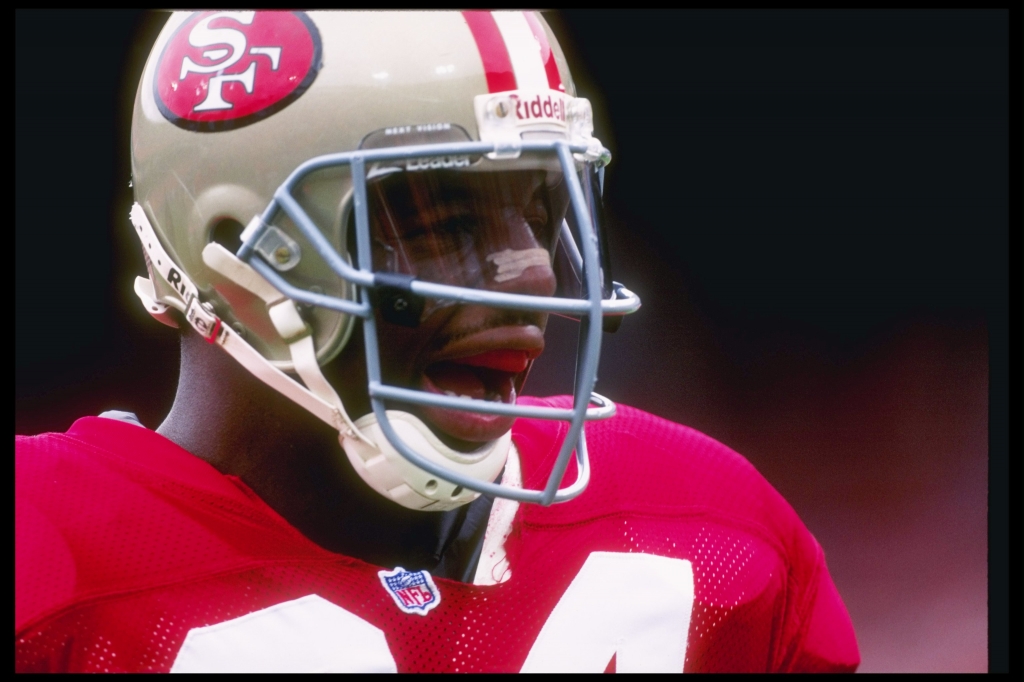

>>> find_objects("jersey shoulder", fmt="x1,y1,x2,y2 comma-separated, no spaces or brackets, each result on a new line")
15,417,315,633
513,397,859,672
514,396,801,537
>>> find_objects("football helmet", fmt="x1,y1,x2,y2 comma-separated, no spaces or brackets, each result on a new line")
130,10,640,510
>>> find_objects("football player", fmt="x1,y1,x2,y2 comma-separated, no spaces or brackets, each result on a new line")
15,11,859,672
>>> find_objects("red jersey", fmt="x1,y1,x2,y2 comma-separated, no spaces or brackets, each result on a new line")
15,397,859,672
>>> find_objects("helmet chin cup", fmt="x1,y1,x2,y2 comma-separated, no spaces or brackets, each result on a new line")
341,410,511,511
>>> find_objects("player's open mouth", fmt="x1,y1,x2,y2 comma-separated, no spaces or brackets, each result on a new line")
419,345,541,446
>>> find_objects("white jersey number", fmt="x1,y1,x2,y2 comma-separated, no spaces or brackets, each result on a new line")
170,594,397,673
521,552,693,672
171,552,693,673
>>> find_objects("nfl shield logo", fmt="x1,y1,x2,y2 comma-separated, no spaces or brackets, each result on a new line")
378,567,441,615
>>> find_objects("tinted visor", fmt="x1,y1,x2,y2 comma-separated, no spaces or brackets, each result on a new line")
366,167,570,297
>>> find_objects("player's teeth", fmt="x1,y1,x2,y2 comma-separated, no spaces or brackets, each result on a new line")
443,390,458,397
459,394,473,400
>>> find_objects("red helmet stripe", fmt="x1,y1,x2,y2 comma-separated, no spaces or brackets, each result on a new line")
461,11,517,93
523,12,565,92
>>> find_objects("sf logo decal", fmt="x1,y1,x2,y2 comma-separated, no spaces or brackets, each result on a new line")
154,11,321,131
178,12,279,113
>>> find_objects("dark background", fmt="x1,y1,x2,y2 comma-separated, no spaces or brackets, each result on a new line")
16,10,1011,672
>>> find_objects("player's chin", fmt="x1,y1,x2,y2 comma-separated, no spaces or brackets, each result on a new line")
418,404,516,451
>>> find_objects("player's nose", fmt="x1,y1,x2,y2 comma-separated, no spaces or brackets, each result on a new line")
483,224,557,298
492,257,557,298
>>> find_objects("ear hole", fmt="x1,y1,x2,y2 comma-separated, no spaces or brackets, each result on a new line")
210,218,246,254
425,480,438,494
451,486,464,497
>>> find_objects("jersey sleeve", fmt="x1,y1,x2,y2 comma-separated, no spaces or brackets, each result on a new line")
16,492,78,632
782,542,860,672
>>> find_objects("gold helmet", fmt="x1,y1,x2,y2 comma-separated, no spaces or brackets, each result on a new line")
131,10,640,511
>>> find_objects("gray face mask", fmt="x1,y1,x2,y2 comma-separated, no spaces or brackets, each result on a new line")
238,135,636,507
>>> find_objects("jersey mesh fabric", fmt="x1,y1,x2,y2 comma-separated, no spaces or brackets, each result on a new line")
15,399,858,673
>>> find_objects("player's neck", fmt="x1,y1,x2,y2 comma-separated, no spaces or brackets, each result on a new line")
157,329,450,570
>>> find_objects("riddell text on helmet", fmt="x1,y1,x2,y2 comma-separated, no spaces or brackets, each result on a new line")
154,11,321,131
510,92,566,123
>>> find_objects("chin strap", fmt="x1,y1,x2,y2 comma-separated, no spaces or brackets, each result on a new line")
342,410,511,512
129,203,370,444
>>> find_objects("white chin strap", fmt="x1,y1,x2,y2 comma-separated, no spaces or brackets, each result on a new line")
129,203,507,511
343,411,510,511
